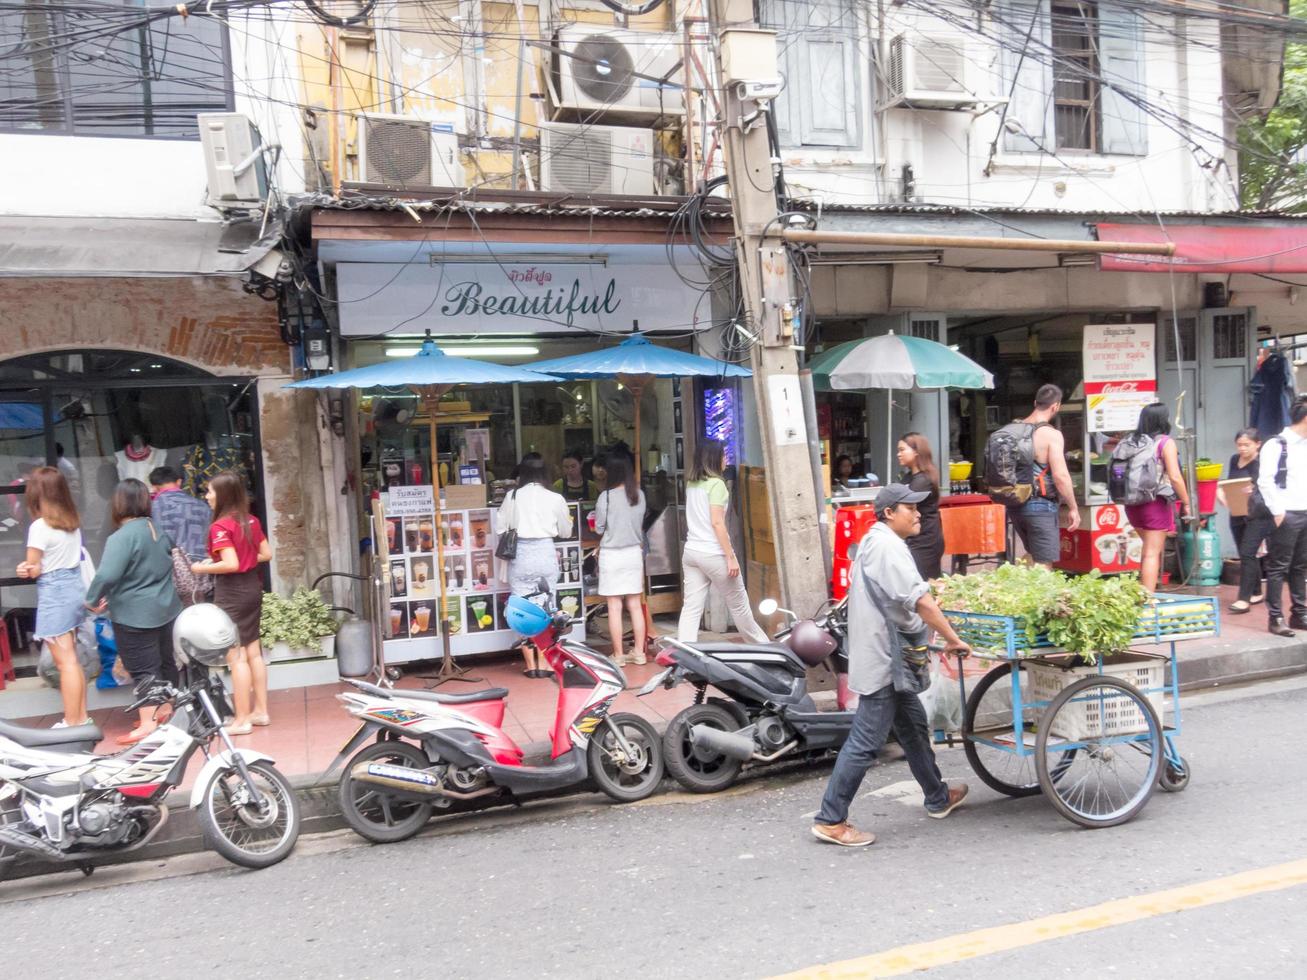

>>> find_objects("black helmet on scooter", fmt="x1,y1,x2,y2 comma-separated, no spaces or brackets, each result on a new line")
173,603,239,669
786,619,838,667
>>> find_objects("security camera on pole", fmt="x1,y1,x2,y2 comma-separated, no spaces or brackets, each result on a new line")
708,0,827,615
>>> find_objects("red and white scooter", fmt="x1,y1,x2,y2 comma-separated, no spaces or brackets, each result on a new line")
329,587,663,843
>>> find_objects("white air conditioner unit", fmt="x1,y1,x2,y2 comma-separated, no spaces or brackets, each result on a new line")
198,112,269,210
538,123,655,196
883,34,981,109
355,113,465,189
549,25,685,122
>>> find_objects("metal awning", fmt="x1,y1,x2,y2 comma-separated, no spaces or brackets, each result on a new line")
0,216,281,277
1097,222,1307,274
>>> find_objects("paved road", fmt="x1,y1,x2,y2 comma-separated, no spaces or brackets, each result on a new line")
3,678,1305,979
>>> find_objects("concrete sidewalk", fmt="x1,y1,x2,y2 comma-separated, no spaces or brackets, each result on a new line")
4,592,1304,880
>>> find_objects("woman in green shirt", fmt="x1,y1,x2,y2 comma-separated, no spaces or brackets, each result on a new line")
86,479,183,745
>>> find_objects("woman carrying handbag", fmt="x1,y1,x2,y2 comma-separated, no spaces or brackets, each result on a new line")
85,479,183,744
495,454,572,678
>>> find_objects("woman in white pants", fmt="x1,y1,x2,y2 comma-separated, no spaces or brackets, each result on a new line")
677,440,769,644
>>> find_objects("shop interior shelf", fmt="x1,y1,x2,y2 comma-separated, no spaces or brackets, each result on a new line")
944,593,1220,660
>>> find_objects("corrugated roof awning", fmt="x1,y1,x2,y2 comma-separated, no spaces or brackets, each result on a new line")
1098,222,1307,273
0,216,281,277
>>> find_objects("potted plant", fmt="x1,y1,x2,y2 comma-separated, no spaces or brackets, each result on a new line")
260,587,339,662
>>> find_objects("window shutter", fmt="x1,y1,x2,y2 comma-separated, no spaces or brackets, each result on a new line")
999,0,1053,153
1097,2,1148,156
762,0,860,148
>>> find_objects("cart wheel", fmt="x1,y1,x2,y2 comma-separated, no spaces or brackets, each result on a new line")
1036,676,1162,829
962,662,1060,798
1159,756,1190,793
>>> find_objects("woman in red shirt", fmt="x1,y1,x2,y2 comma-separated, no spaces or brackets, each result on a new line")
191,472,272,734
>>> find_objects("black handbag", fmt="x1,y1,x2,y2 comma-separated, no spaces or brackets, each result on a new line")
494,491,518,560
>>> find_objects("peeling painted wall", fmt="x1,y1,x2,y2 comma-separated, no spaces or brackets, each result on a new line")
0,276,334,596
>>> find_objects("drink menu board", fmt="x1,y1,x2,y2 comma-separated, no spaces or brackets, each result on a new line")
378,490,588,663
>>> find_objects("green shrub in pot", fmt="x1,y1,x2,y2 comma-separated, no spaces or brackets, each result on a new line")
260,587,339,653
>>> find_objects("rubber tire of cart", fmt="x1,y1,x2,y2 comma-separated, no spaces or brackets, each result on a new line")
662,702,746,794
963,662,1044,798
1035,676,1163,829
1159,755,1191,793
338,740,434,844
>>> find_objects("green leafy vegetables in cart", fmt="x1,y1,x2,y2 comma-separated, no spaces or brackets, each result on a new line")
932,565,1148,663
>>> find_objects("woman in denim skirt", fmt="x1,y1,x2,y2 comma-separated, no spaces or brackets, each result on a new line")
17,467,89,727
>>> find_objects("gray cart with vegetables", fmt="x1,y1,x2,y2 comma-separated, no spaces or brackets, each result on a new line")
940,591,1218,828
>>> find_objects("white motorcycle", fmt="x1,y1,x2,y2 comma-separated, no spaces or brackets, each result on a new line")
0,605,300,877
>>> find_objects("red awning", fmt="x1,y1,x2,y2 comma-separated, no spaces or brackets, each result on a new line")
1097,222,1307,274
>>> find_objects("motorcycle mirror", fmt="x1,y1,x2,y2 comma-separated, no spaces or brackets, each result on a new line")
758,598,779,616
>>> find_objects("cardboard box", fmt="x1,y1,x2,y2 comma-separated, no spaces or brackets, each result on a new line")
444,484,488,510
742,466,773,543
1219,478,1252,518
746,560,783,635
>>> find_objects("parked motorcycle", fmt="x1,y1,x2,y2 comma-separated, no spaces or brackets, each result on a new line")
639,597,855,793
330,587,664,844
0,605,301,876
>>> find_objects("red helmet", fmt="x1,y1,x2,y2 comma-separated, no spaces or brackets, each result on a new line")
785,620,838,667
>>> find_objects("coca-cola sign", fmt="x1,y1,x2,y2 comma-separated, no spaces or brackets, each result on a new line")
1083,323,1157,433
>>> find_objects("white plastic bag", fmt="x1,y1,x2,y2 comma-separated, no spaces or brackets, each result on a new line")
918,658,963,733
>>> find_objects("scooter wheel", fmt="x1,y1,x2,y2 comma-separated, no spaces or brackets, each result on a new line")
589,713,664,803
663,703,744,794
338,741,434,844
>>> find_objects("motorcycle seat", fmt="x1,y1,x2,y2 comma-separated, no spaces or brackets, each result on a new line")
690,643,810,677
0,716,103,748
351,680,510,705
396,687,511,705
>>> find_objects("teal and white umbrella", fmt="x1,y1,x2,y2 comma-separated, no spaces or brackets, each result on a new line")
809,333,992,483
809,334,993,392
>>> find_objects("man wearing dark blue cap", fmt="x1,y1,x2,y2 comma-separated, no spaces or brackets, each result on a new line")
812,483,971,847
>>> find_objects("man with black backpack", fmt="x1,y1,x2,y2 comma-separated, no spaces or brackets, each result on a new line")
1257,397,1307,637
984,384,1081,566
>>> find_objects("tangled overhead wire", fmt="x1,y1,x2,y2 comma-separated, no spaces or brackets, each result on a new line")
298,0,378,28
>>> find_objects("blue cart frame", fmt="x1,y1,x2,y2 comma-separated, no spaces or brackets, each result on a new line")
937,594,1219,827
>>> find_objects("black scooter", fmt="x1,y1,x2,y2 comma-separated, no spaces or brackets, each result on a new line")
638,598,856,793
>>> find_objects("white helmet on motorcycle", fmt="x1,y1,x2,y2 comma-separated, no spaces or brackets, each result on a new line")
173,603,239,668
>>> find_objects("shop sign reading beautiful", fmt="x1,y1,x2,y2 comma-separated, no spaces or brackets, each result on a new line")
1082,323,1157,432
335,261,707,336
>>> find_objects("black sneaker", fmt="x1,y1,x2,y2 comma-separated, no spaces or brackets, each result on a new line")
1269,618,1296,638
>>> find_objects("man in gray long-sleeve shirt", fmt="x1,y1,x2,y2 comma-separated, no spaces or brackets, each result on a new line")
811,484,972,848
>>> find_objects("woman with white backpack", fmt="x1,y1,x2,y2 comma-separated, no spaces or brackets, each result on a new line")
1121,403,1193,593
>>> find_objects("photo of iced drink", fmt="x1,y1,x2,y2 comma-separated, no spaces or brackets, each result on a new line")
560,594,579,617
414,605,431,632
413,561,430,589
386,519,398,552
404,522,420,553
389,606,404,636
470,599,490,631
419,519,435,551
449,514,464,548
390,561,406,596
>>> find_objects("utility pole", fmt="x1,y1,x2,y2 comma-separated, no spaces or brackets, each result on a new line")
708,0,828,614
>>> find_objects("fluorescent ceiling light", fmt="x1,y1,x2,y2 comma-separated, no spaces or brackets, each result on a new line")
385,345,539,358
807,251,942,266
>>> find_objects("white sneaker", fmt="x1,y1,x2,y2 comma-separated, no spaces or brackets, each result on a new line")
611,653,628,666
51,720,69,729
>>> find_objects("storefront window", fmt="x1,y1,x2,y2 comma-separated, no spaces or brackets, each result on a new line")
0,352,258,673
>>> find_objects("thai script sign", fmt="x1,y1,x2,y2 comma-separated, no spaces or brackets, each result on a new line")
1083,323,1157,433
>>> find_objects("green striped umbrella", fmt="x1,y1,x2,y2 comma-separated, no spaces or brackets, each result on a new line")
809,333,992,482
809,334,993,392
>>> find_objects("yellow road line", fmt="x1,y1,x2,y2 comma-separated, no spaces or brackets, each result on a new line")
773,857,1307,979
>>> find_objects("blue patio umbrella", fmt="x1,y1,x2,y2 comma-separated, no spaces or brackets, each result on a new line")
527,333,750,474
286,331,561,684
